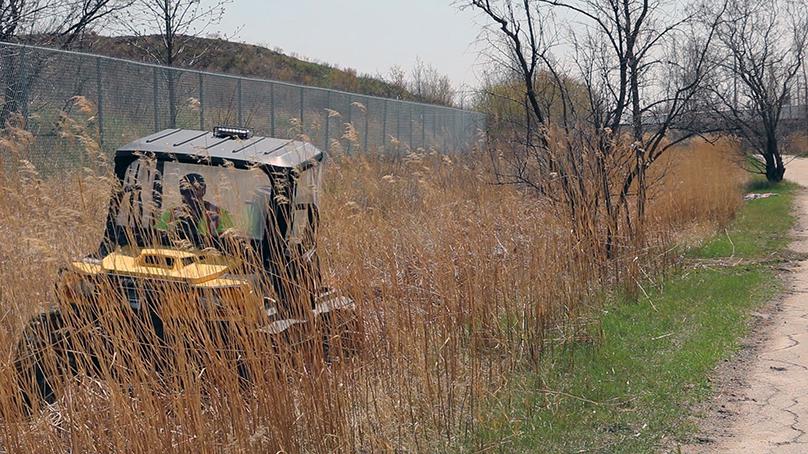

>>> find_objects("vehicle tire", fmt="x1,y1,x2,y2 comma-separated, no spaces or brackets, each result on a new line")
13,310,77,411
322,307,364,360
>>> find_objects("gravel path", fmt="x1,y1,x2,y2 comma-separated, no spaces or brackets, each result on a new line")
690,158,808,453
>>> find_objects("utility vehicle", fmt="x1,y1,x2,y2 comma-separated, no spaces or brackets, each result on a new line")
13,127,360,408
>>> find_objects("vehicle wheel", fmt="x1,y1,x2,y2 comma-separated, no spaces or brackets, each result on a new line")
322,307,364,360
13,310,77,411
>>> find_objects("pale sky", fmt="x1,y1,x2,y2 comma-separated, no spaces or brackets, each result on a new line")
218,0,485,92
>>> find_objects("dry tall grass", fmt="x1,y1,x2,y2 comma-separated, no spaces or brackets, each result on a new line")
648,137,746,245
786,132,808,156
0,122,745,452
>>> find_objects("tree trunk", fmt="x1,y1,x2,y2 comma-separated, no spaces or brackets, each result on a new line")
596,152,617,260
764,137,786,182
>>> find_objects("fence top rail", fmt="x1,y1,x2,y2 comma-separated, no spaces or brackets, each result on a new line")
0,40,485,117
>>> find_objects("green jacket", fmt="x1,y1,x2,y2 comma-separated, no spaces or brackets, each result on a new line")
155,205,234,236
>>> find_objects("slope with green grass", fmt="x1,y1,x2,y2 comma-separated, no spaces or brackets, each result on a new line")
474,181,796,453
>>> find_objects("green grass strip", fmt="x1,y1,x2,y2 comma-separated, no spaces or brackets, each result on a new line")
691,180,796,259
473,180,795,453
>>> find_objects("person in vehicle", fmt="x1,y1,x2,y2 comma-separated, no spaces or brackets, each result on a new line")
155,173,233,239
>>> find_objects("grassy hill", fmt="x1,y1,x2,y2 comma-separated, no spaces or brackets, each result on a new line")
66,34,430,104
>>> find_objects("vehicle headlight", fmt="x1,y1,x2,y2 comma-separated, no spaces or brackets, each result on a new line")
56,268,96,299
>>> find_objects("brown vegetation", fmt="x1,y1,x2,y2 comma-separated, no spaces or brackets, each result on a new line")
63,34,437,104
0,106,746,452
786,132,808,156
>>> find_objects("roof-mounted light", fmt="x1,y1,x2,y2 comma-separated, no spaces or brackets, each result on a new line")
213,126,253,140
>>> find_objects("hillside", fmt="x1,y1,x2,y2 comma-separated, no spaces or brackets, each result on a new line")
64,34,431,104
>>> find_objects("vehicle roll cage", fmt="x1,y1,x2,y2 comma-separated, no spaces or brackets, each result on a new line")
98,151,306,278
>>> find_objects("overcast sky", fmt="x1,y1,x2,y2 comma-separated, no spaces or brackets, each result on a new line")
218,0,485,91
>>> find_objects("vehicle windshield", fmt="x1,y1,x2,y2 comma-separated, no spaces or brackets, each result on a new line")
113,157,271,246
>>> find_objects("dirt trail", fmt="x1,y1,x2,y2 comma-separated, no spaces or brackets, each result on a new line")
690,157,808,453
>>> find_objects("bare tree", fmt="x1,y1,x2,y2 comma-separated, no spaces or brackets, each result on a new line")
0,0,127,46
387,59,456,106
0,0,130,123
408,58,456,106
114,0,232,127
387,65,407,93
706,0,808,182
550,0,724,234
465,0,721,258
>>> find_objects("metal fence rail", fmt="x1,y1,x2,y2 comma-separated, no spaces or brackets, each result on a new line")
0,42,485,170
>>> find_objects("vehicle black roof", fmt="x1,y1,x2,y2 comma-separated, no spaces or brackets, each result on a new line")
116,129,323,168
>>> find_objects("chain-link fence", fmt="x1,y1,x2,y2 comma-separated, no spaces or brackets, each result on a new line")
0,42,486,171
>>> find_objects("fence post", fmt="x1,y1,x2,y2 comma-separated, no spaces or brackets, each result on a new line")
153,67,159,130
299,86,305,131
453,110,458,151
421,106,426,149
363,97,369,152
480,113,487,150
408,104,413,150
237,78,243,126
324,91,331,152
346,95,352,154
269,82,276,137
381,100,388,150
17,46,29,127
462,111,468,151
95,57,104,146
455,110,459,151
198,72,204,130
443,120,448,152
396,103,401,143
433,109,437,148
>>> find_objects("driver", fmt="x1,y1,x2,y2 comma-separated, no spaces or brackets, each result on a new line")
155,173,233,238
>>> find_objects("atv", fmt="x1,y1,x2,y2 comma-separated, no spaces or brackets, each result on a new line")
12,126,362,410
